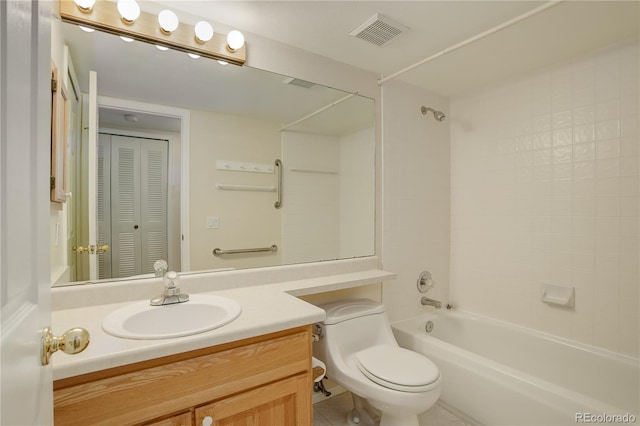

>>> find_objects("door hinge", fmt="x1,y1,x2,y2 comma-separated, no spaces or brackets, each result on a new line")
50,176,56,189
51,78,57,92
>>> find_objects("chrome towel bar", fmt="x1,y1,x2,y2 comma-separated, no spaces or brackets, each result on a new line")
213,245,278,256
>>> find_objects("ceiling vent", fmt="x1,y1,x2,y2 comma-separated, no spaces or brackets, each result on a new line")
349,13,409,47
282,77,316,89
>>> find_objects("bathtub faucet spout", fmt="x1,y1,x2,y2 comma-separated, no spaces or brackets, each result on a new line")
421,297,442,309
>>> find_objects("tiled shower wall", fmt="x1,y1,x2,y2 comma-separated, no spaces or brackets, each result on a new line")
450,40,639,357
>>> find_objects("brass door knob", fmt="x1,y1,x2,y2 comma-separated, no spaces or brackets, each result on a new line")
96,243,110,253
41,327,90,366
72,245,90,253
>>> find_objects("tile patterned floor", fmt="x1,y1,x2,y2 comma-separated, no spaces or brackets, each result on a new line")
313,391,472,426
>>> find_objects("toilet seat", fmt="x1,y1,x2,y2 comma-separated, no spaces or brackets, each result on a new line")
356,345,440,393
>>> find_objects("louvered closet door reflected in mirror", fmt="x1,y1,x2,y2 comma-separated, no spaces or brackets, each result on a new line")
98,133,168,279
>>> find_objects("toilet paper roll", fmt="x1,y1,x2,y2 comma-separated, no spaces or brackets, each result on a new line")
312,357,326,382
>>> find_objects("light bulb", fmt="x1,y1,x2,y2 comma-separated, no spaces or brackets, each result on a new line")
73,0,96,12
117,0,140,24
217,60,229,66
187,53,200,59
226,30,245,52
156,45,169,51
120,36,134,43
79,26,95,33
194,21,213,44
158,10,179,34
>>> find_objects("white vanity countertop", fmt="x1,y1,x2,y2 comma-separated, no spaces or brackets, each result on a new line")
52,287,324,380
52,269,396,380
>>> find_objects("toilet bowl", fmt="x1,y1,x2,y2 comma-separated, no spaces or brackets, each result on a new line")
314,299,441,426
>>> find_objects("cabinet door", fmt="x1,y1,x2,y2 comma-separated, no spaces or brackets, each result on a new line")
145,411,192,426
195,374,311,426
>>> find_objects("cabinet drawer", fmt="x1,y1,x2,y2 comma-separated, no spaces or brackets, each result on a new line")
54,327,311,426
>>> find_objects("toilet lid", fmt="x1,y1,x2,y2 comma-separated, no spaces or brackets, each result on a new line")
356,345,439,393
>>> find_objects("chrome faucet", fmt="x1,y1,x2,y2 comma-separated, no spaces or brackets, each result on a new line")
150,271,189,306
421,297,442,309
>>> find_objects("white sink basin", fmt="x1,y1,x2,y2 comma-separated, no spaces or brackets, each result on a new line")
102,294,242,340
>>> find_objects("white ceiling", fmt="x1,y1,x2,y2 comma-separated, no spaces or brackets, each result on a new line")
154,0,639,97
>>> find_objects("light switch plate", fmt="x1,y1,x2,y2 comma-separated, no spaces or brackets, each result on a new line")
206,216,219,229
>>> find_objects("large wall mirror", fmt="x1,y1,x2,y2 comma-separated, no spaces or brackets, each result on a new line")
50,18,376,287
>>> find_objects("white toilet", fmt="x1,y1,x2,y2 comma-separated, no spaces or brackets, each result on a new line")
314,299,441,426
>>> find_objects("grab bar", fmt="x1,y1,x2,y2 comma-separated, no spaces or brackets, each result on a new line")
274,159,282,209
215,183,276,192
213,244,278,256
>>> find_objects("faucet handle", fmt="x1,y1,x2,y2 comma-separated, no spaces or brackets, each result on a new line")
153,260,168,277
164,271,178,288
417,271,435,293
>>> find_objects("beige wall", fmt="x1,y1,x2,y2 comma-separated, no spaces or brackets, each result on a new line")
189,110,282,270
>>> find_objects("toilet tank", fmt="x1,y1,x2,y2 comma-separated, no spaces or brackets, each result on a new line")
317,299,398,357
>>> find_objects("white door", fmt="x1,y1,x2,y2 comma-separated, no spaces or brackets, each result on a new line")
87,71,99,280
105,135,168,278
76,71,99,281
65,47,81,283
97,133,112,279
0,1,54,424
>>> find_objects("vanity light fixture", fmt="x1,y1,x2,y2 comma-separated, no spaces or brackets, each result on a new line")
217,60,229,66
188,53,201,59
194,21,214,44
156,45,169,51
73,0,95,12
120,36,134,43
59,0,246,65
226,30,245,52
78,25,95,32
158,10,179,34
117,0,140,25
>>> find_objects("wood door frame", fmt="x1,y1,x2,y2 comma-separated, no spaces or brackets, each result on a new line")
97,96,190,272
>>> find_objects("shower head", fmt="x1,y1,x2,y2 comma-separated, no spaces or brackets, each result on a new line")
421,106,446,122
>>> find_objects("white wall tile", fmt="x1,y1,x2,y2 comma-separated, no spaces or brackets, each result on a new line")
574,178,595,197
595,177,620,197
620,156,639,176
382,80,450,322
450,40,638,356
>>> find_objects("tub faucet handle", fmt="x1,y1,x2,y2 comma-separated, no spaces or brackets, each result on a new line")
417,271,435,293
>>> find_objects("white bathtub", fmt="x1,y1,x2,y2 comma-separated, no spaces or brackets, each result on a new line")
392,310,639,426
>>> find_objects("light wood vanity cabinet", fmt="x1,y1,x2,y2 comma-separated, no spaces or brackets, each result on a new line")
145,412,193,426
54,326,312,426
